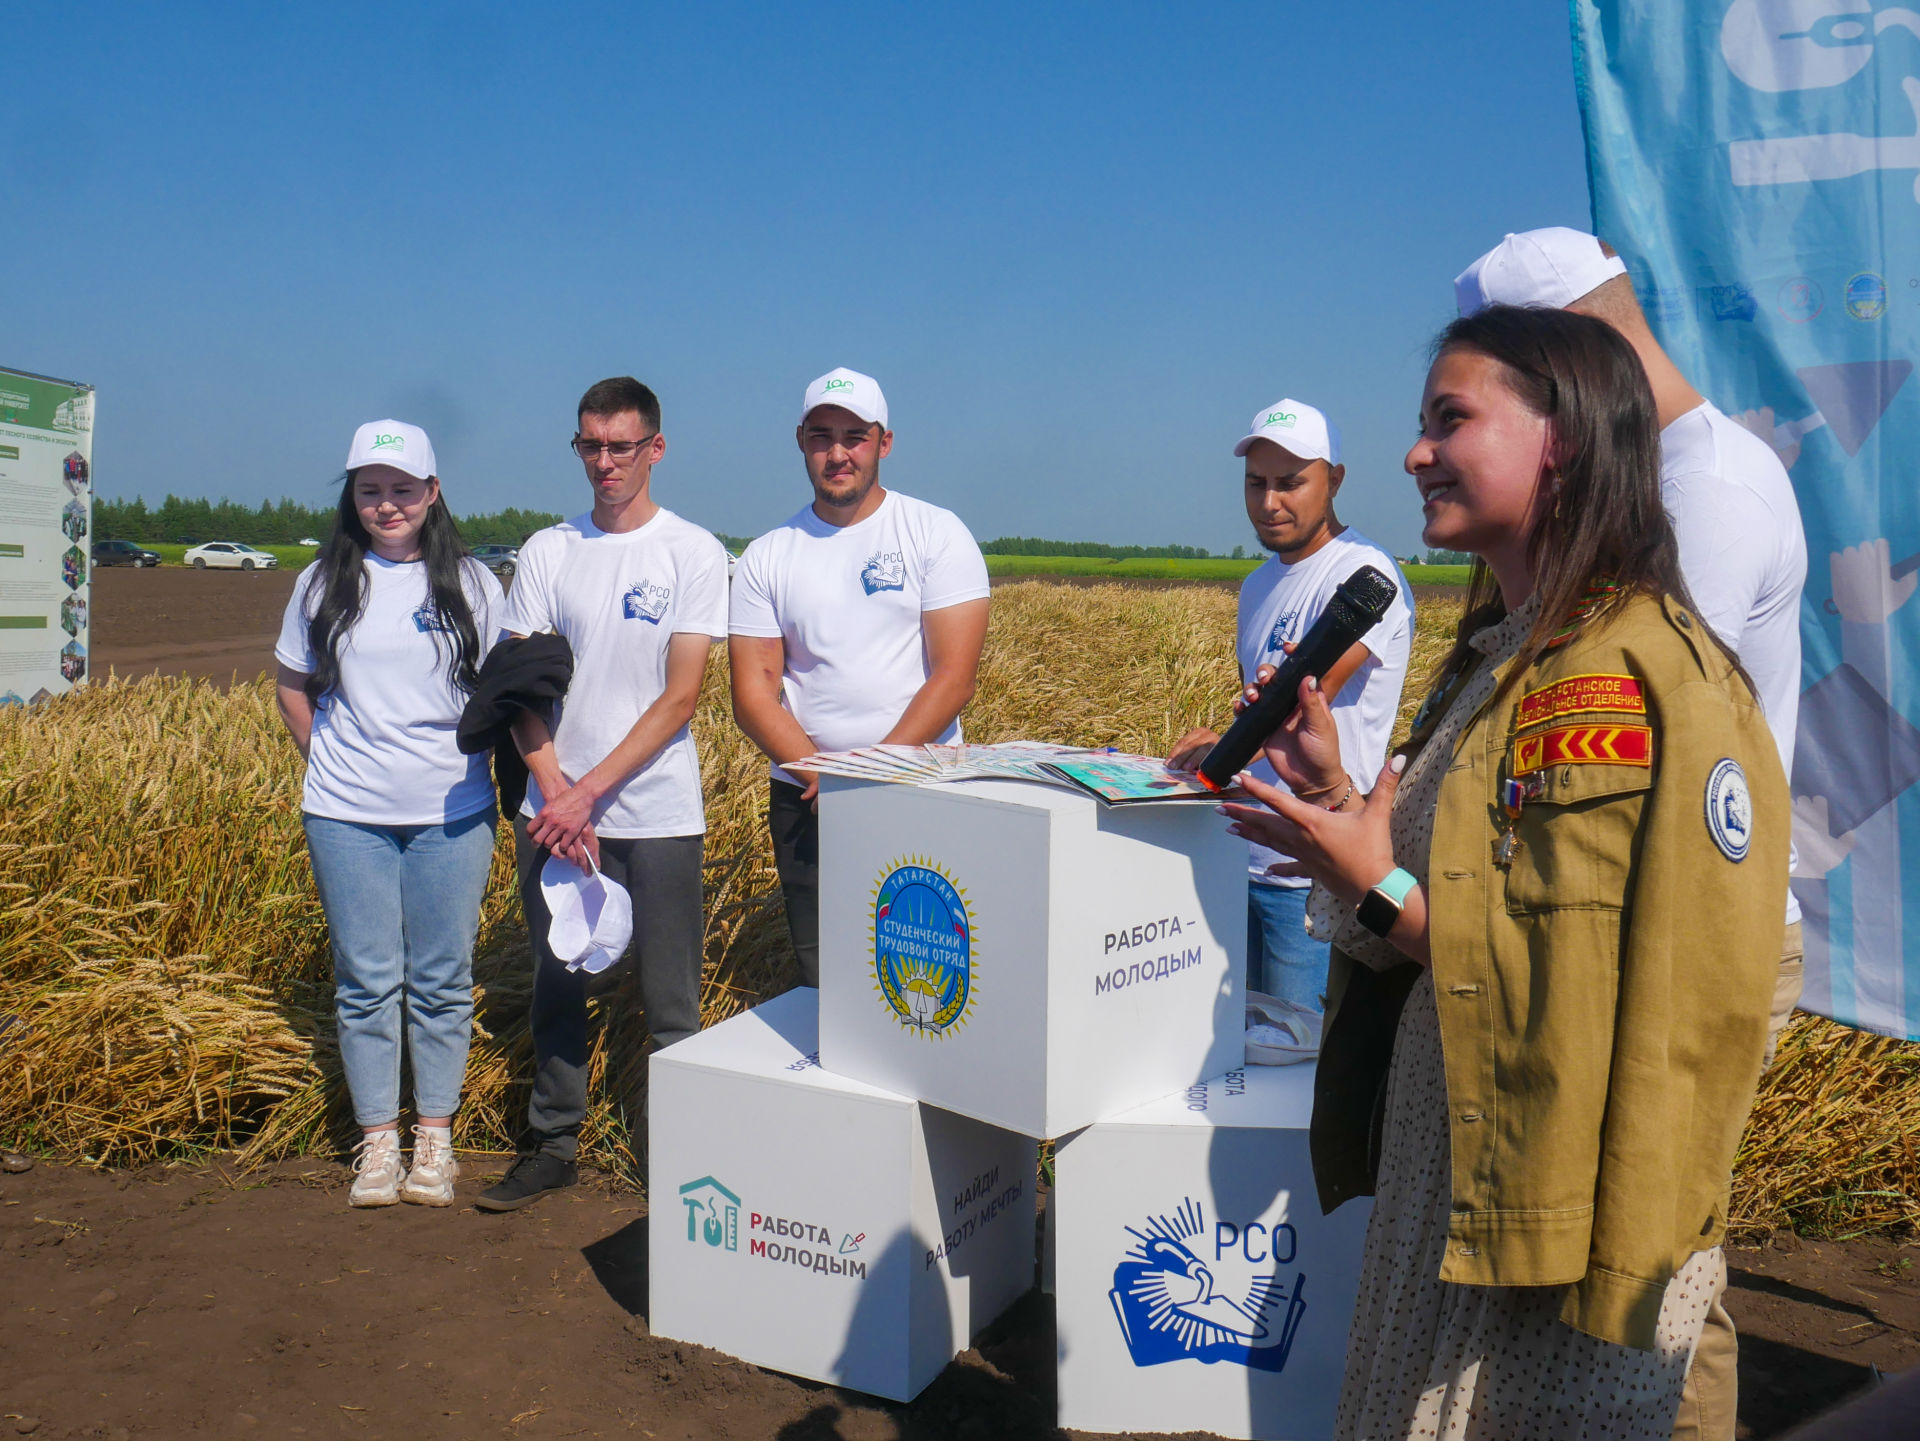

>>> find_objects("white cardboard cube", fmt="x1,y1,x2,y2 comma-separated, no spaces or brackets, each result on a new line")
648,988,1037,1402
818,776,1245,1138
1053,1063,1372,1441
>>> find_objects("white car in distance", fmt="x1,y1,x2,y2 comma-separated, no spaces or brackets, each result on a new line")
184,542,280,572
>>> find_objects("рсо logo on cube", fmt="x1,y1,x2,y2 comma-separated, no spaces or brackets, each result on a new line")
1110,1196,1307,1372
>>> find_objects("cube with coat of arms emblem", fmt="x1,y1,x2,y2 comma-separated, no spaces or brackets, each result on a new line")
817,776,1245,1138
648,988,1037,1401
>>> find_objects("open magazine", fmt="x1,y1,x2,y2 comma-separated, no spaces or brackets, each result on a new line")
790,740,1240,805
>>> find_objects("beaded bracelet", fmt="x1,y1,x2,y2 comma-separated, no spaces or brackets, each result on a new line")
1298,775,1355,812
1320,778,1356,812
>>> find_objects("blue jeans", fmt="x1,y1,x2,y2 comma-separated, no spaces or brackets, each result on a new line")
1246,881,1331,1012
302,809,497,1127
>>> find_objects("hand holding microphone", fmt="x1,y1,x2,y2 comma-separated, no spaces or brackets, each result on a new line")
1196,565,1399,793
1248,663,1351,804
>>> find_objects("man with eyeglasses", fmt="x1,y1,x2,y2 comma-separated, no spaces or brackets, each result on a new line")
477,376,730,1213
730,367,991,985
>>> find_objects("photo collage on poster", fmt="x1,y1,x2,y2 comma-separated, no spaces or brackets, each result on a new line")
0,369,95,704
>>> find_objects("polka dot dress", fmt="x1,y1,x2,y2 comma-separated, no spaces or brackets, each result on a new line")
1309,598,1720,1440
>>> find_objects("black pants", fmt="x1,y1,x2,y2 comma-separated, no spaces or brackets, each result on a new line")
515,818,705,1160
768,779,819,987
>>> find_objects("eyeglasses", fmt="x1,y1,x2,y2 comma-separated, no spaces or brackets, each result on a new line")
570,435,658,461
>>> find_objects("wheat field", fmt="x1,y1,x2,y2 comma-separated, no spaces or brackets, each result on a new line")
0,580,1913,1239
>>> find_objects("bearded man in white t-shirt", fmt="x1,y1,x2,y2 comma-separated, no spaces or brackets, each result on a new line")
729,368,992,985
1170,400,1413,1014
476,377,730,1214
1455,228,1811,1441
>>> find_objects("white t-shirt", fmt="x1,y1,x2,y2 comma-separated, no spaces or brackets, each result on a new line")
1235,529,1415,889
501,508,729,839
275,555,505,826
728,489,991,784
1661,400,1808,924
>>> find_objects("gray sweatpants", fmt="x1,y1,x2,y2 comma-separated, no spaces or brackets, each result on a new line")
515,818,706,1160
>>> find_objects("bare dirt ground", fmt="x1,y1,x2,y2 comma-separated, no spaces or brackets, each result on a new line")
44,566,1918,1438
90,566,297,685
5,1160,1914,1441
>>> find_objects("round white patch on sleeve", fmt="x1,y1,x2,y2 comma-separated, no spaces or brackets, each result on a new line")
1705,758,1753,863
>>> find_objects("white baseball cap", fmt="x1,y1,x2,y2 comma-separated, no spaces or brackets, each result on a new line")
1233,399,1341,466
540,852,633,975
801,367,888,429
346,419,437,480
1454,228,1628,316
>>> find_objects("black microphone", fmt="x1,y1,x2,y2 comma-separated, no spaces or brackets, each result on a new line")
1197,564,1400,793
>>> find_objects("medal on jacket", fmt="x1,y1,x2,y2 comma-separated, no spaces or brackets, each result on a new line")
1496,774,1542,869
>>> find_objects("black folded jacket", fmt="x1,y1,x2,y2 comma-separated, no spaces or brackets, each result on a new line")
457,633,574,820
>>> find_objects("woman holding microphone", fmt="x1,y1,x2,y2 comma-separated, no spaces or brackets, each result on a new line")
1220,307,1787,1437
275,420,504,1208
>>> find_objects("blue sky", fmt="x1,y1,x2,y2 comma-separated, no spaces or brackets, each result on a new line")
3,2,1590,557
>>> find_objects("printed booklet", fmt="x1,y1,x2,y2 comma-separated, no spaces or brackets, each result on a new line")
791,741,1238,805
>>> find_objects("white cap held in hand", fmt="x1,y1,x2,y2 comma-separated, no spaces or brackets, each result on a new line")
801,368,888,429
541,852,633,975
1234,399,1341,466
1454,227,1628,316
346,419,437,480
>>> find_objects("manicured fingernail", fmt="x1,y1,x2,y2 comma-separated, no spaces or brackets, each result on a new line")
1214,805,1230,816
1306,676,1318,692
1227,825,1243,836
1390,754,1408,774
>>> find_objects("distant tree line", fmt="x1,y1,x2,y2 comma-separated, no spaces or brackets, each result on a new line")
95,495,563,547
1422,548,1472,565
980,536,1228,560
95,499,1313,563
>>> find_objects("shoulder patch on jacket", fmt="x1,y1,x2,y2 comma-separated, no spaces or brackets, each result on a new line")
1515,673,1647,731
1705,758,1753,862
1512,722,1653,776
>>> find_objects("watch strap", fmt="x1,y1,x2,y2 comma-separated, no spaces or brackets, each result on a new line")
1356,867,1417,938
1372,867,1417,906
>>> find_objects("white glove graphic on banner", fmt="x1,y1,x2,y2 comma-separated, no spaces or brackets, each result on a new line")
1832,537,1918,623
1792,794,1858,877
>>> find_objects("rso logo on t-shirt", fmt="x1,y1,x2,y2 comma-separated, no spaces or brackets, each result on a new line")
1263,610,1303,658
412,600,453,634
861,552,906,595
622,580,672,623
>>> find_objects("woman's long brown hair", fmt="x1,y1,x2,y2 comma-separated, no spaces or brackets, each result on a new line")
1403,304,1741,756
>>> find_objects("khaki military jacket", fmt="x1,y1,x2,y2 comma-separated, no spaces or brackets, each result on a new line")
1312,591,1789,1351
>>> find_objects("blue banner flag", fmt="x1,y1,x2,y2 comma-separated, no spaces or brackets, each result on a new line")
1573,0,1920,1040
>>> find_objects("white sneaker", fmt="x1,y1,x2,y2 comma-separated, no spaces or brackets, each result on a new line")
1245,991,1323,1065
349,1130,406,1207
400,1124,460,1207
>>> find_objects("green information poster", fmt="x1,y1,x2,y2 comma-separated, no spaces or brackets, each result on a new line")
0,367,95,702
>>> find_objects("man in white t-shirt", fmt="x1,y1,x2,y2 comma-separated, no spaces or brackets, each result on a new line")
1456,228,1810,1441
1456,229,1808,1031
476,377,730,1213
1170,400,1413,1012
729,367,991,984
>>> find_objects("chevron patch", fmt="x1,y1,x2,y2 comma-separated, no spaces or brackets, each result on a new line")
1511,723,1653,776
1516,673,1647,731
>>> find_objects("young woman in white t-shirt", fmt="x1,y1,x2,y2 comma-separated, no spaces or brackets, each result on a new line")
273,420,504,1209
